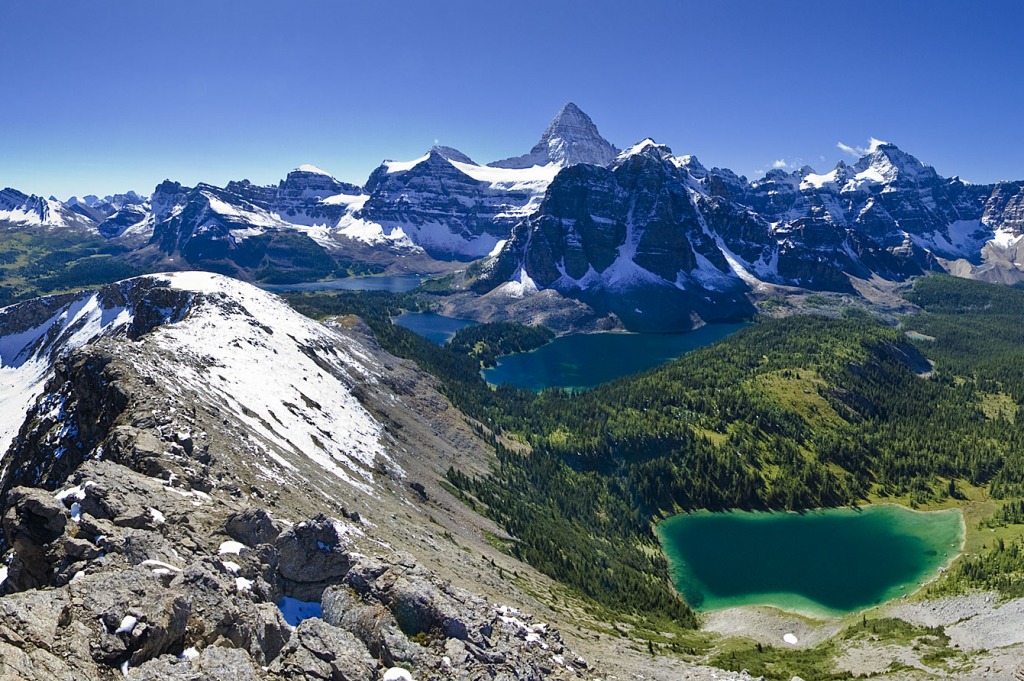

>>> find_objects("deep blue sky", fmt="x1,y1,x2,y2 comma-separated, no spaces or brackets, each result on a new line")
2,1,1022,199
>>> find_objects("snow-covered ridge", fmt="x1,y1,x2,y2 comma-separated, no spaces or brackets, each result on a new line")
294,164,332,176
147,272,389,493
0,273,392,495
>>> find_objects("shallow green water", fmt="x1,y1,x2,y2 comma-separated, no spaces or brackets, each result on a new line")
656,506,964,616
393,311,476,345
481,323,748,391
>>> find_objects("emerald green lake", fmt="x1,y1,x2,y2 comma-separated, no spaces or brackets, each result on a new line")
657,506,964,617
482,323,748,391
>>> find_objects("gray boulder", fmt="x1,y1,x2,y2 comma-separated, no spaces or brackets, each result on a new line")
322,585,425,666
275,514,354,600
226,508,284,547
1,487,68,591
269,618,376,681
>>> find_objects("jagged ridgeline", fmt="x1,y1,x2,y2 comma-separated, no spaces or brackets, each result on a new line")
5,104,1024,332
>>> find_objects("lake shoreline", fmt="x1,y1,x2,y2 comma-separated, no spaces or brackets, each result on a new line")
656,503,965,621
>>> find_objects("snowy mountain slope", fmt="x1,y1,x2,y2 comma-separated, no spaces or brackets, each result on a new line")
0,273,393,499
479,140,754,330
349,148,559,258
0,289,136,463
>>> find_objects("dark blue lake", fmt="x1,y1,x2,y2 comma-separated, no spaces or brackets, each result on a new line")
261,275,425,293
393,312,476,345
482,323,748,391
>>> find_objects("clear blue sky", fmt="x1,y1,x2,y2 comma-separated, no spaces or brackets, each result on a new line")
2,0,1022,199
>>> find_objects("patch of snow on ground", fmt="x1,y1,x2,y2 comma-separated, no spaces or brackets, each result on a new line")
295,164,331,176
220,560,241,574
321,193,368,209
218,540,246,555
115,615,138,635
335,215,421,251
140,559,182,574
203,193,281,229
801,168,840,189
400,220,501,258
451,161,558,190
498,267,540,298
990,226,1023,249
910,220,991,258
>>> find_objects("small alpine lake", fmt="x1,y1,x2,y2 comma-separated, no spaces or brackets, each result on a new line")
482,323,749,391
656,505,964,617
393,311,476,345
260,275,425,293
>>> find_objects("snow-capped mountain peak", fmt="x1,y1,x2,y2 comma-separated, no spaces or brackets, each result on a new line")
294,164,332,176
489,102,619,169
429,145,476,165
617,138,674,163
853,142,935,185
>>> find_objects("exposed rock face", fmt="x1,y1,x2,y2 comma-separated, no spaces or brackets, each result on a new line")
265,166,361,225
490,102,619,169
356,151,541,259
482,141,753,330
478,136,1024,327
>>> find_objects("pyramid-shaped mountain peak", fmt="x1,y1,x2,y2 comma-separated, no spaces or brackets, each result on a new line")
488,102,618,170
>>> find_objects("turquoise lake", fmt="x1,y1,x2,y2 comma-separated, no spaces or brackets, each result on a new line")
482,323,748,391
261,275,425,293
393,312,476,345
656,506,964,617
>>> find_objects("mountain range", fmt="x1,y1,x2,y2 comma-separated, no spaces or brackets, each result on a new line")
4,103,1024,328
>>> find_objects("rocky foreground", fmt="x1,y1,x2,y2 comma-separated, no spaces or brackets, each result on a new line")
1,458,593,680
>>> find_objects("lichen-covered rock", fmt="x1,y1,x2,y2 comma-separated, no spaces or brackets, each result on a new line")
269,618,376,681
74,566,191,666
275,514,354,600
131,645,269,681
226,508,285,547
322,585,425,666
1,487,68,591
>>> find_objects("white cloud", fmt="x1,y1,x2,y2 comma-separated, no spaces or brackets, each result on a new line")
772,159,788,169
837,137,890,158
837,141,866,157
